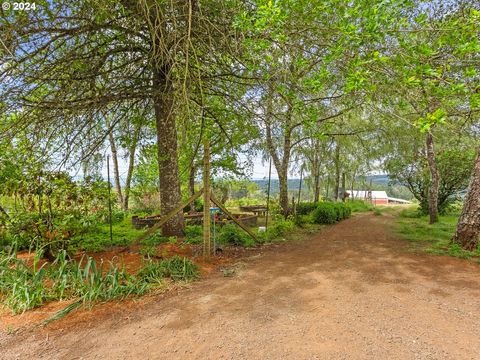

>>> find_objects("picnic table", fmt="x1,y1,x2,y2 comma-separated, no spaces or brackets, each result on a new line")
239,205,268,217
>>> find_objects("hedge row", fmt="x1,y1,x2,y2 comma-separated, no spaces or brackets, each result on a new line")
296,202,320,215
311,202,351,224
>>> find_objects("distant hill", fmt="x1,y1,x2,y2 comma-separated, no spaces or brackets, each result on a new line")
250,174,413,201
252,175,392,192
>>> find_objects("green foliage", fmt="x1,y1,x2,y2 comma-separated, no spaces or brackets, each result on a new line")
141,232,170,247
138,233,174,259
266,219,296,238
332,202,352,221
0,250,143,315
386,143,476,215
0,253,48,313
158,256,199,281
0,162,118,257
139,244,157,259
137,256,199,282
399,207,424,219
347,200,374,213
312,203,338,224
373,208,383,216
310,202,351,224
395,212,480,259
184,225,203,244
294,214,313,227
296,202,319,215
218,224,255,247
71,216,144,253
0,247,199,319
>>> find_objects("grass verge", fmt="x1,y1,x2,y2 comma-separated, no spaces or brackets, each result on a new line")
394,207,480,260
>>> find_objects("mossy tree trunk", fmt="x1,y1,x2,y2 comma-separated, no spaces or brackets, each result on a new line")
153,63,184,236
452,150,480,250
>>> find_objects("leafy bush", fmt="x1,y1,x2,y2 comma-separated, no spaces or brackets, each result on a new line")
218,224,254,247
294,214,313,227
443,201,463,216
296,202,319,215
184,225,203,244
312,203,338,224
333,202,351,221
266,219,296,238
344,204,352,218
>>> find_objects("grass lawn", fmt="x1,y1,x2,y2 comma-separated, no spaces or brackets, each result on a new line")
394,206,480,260
73,216,146,252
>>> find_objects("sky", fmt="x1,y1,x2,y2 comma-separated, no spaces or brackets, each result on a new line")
98,151,301,184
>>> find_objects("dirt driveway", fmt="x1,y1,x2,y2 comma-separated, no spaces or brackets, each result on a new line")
2,213,480,359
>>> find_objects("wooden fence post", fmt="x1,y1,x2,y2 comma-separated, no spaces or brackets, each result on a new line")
210,193,258,242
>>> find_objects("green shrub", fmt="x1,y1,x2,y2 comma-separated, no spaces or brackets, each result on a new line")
312,203,338,224
266,219,296,238
184,225,203,244
373,208,382,216
344,204,352,218
442,201,463,216
332,202,351,221
218,224,253,247
296,202,319,215
294,214,313,227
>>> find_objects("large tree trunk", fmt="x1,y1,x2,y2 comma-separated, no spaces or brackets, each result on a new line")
334,144,340,201
278,169,289,217
189,165,196,196
325,176,330,199
153,64,184,236
452,150,480,250
123,124,140,211
311,149,321,203
264,81,291,217
341,172,346,201
220,187,229,205
426,131,440,224
314,172,320,203
106,118,124,209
